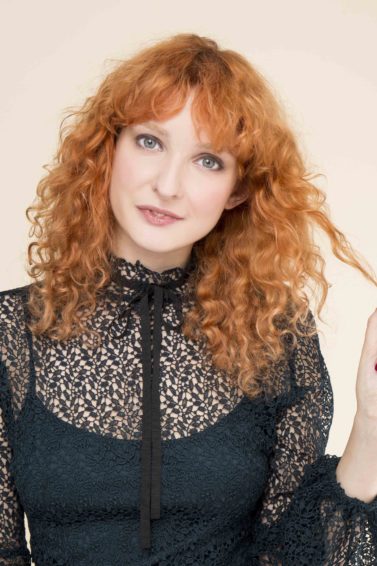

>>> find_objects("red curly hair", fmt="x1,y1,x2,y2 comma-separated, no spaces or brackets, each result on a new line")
25,32,377,401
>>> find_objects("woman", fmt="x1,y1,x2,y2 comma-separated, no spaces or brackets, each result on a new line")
1,33,376,565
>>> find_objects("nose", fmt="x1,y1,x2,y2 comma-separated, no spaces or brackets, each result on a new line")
153,158,184,199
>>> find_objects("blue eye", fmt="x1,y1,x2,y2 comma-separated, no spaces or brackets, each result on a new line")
197,156,222,171
135,134,224,171
136,134,161,151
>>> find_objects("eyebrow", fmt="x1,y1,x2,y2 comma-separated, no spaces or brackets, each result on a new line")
136,121,218,151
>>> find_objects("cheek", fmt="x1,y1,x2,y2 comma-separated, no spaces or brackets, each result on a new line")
109,154,132,217
111,152,136,189
190,182,233,217
111,134,147,191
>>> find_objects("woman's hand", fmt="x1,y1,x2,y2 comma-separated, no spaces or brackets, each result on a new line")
355,308,377,421
335,308,377,503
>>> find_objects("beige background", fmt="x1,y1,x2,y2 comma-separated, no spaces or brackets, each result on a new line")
1,0,376,553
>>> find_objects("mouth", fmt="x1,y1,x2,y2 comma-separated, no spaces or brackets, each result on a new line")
137,205,184,220
137,207,183,226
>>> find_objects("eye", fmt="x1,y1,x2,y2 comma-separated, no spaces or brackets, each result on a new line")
135,134,162,151
135,133,224,171
197,155,223,171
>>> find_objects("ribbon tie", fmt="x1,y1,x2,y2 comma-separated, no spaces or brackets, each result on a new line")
108,272,190,550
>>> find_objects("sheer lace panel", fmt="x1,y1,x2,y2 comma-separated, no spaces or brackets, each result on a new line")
1,270,377,565
249,311,377,565
0,259,245,443
0,289,32,564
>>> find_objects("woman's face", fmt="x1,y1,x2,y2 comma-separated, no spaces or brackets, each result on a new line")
109,92,247,272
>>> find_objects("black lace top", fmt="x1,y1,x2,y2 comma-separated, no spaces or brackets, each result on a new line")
0,251,376,565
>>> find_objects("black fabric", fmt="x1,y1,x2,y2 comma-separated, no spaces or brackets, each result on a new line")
0,251,376,565
108,252,197,549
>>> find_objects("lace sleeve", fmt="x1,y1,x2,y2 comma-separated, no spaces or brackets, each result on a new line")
0,361,31,566
0,287,32,566
248,310,377,565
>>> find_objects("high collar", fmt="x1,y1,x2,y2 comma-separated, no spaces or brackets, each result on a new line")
108,251,197,288
106,250,197,551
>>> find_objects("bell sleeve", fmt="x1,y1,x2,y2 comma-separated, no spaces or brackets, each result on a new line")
248,310,377,565
0,359,32,566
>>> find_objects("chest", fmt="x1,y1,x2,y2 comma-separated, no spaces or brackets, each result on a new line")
11,389,272,526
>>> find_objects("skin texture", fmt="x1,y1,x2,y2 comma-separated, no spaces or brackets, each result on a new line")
109,92,248,273
336,307,377,504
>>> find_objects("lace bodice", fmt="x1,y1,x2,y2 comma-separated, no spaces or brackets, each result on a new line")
0,252,376,565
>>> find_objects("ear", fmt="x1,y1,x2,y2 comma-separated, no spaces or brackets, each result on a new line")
223,180,249,211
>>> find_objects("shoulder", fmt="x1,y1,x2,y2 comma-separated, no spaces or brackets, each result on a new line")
0,284,32,349
0,283,31,323
0,283,31,299
0,283,31,312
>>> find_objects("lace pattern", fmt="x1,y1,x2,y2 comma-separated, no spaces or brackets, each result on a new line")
0,254,376,564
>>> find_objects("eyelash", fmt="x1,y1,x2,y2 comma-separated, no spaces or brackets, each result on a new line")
135,134,224,171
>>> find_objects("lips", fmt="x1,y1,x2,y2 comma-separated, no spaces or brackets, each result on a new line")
137,205,183,219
